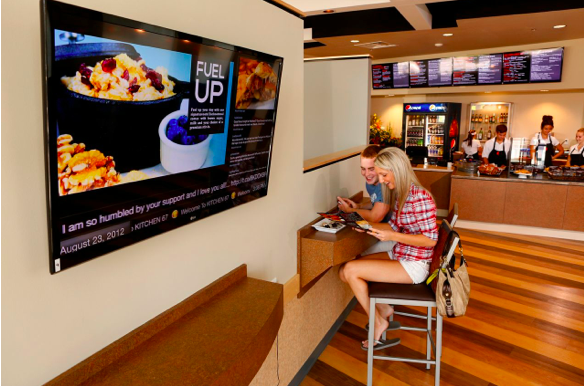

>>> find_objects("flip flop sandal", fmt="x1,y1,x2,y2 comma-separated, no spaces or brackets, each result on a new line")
364,320,401,332
361,337,401,351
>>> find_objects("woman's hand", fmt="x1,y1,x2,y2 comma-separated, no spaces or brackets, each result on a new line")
337,197,357,213
366,226,397,242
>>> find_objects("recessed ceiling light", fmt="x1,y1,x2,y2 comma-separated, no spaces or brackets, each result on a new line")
540,89,549,92
484,91,492,94
553,24,566,29
323,9,334,13
386,94,394,97
351,40,359,43
531,28,537,32
136,29,145,33
435,43,443,47
443,33,453,37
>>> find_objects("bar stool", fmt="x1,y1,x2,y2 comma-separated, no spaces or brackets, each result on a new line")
365,220,459,386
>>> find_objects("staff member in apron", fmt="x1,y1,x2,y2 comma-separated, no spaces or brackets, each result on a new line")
566,128,584,167
482,125,510,166
530,115,564,167
461,129,482,160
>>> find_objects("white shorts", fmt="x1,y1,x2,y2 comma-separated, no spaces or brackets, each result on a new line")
362,240,430,284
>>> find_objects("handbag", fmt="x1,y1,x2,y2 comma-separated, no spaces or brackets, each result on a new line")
436,231,471,317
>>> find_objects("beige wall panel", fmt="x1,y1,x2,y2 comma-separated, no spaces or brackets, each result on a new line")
504,183,568,229
415,171,452,210
563,185,584,232
451,179,507,223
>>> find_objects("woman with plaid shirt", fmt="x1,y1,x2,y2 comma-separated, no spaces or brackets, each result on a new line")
339,147,438,350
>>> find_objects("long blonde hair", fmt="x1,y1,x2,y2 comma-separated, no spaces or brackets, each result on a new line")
374,147,431,216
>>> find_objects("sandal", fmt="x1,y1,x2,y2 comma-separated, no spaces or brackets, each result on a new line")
360,337,401,351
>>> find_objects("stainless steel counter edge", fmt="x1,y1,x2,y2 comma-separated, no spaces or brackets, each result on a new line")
451,169,584,186
412,165,454,173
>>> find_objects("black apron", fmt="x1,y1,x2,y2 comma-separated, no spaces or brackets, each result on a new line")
536,134,555,167
570,146,584,166
465,151,480,161
488,139,507,166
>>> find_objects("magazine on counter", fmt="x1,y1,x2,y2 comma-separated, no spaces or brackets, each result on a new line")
317,210,372,231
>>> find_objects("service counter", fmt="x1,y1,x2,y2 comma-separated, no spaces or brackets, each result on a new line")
451,169,584,232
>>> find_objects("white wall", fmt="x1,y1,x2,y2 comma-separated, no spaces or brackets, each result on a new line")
1,1,367,385
304,58,371,159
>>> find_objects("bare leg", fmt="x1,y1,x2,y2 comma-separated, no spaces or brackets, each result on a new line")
339,252,389,283
343,259,412,347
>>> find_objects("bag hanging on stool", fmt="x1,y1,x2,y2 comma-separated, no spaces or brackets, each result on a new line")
436,233,471,317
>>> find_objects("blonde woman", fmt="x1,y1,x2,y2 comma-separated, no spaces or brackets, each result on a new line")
566,128,584,167
339,147,438,350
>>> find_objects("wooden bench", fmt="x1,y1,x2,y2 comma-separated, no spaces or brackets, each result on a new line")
45,264,283,386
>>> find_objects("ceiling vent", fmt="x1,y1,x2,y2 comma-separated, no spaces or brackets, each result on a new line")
354,41,397,49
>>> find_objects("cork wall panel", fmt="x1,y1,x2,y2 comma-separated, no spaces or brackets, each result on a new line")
504,183,567,229
451,179,506,223
415,171,452,210
563,185,584,232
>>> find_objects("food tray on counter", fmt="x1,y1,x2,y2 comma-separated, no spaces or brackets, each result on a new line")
546,166,584,181
478,164,506,177
312,218,346,233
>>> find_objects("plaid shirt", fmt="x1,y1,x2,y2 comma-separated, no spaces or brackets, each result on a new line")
388,183,438,261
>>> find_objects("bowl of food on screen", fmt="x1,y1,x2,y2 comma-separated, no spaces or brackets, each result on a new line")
159,110,211,173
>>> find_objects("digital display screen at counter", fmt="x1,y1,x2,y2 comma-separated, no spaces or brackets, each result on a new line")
410,60,429,87
372,63,392,89
503,51,530,83
428,58,452,87
371,47,563,89
392,62,409,88
478,54,503,84
453,56,478,85
530,47,563,82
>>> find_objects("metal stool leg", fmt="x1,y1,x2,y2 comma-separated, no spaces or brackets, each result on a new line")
426,307,432,370
367,299,376,386
435,311,443,386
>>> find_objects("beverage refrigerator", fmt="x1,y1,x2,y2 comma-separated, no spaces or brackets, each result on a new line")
402,103,462,162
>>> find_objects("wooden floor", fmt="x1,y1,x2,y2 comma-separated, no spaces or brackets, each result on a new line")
299,228,584,386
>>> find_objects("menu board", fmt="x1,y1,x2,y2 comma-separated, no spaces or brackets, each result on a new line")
478,54,503,84
372,63,393,89
503,51,530,83
392,62,409,88
453,56,478,85
410,60,429,88
428,58,452,87
530,48,563,82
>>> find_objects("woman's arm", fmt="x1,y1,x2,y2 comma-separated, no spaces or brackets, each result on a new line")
367,226,437,248
530,145,536,162
566,154,572,167
553,143,565,160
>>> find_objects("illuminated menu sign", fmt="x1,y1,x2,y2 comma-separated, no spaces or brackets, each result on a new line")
392,62,409,88
530,48,563,82
503,51,530,83
453,56,478,85
410,60,429,87
372,63,392,89
428,58,452,87
478,54,503,84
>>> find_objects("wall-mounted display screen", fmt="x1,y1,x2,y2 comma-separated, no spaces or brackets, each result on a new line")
410,60,429,87
453,56,478,85
42,0,283,273
478,54,503,84
529,47,563,82
503,51,530,83
371,47,563,89
428,58,452,87
392,62,410,88
372,63,392,89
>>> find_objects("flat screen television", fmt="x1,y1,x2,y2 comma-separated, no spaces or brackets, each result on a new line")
372,63,392,89
428,58,452,87
529,47,563,83
478,54,503,84
392,62,409,88
452,56,478,86
503,51,530,83
409,60,429,88
42,0,283,273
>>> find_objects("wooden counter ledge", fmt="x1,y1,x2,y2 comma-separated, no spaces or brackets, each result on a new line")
45,264,283,386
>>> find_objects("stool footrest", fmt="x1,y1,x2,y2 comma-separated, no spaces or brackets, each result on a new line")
373,355,436,365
